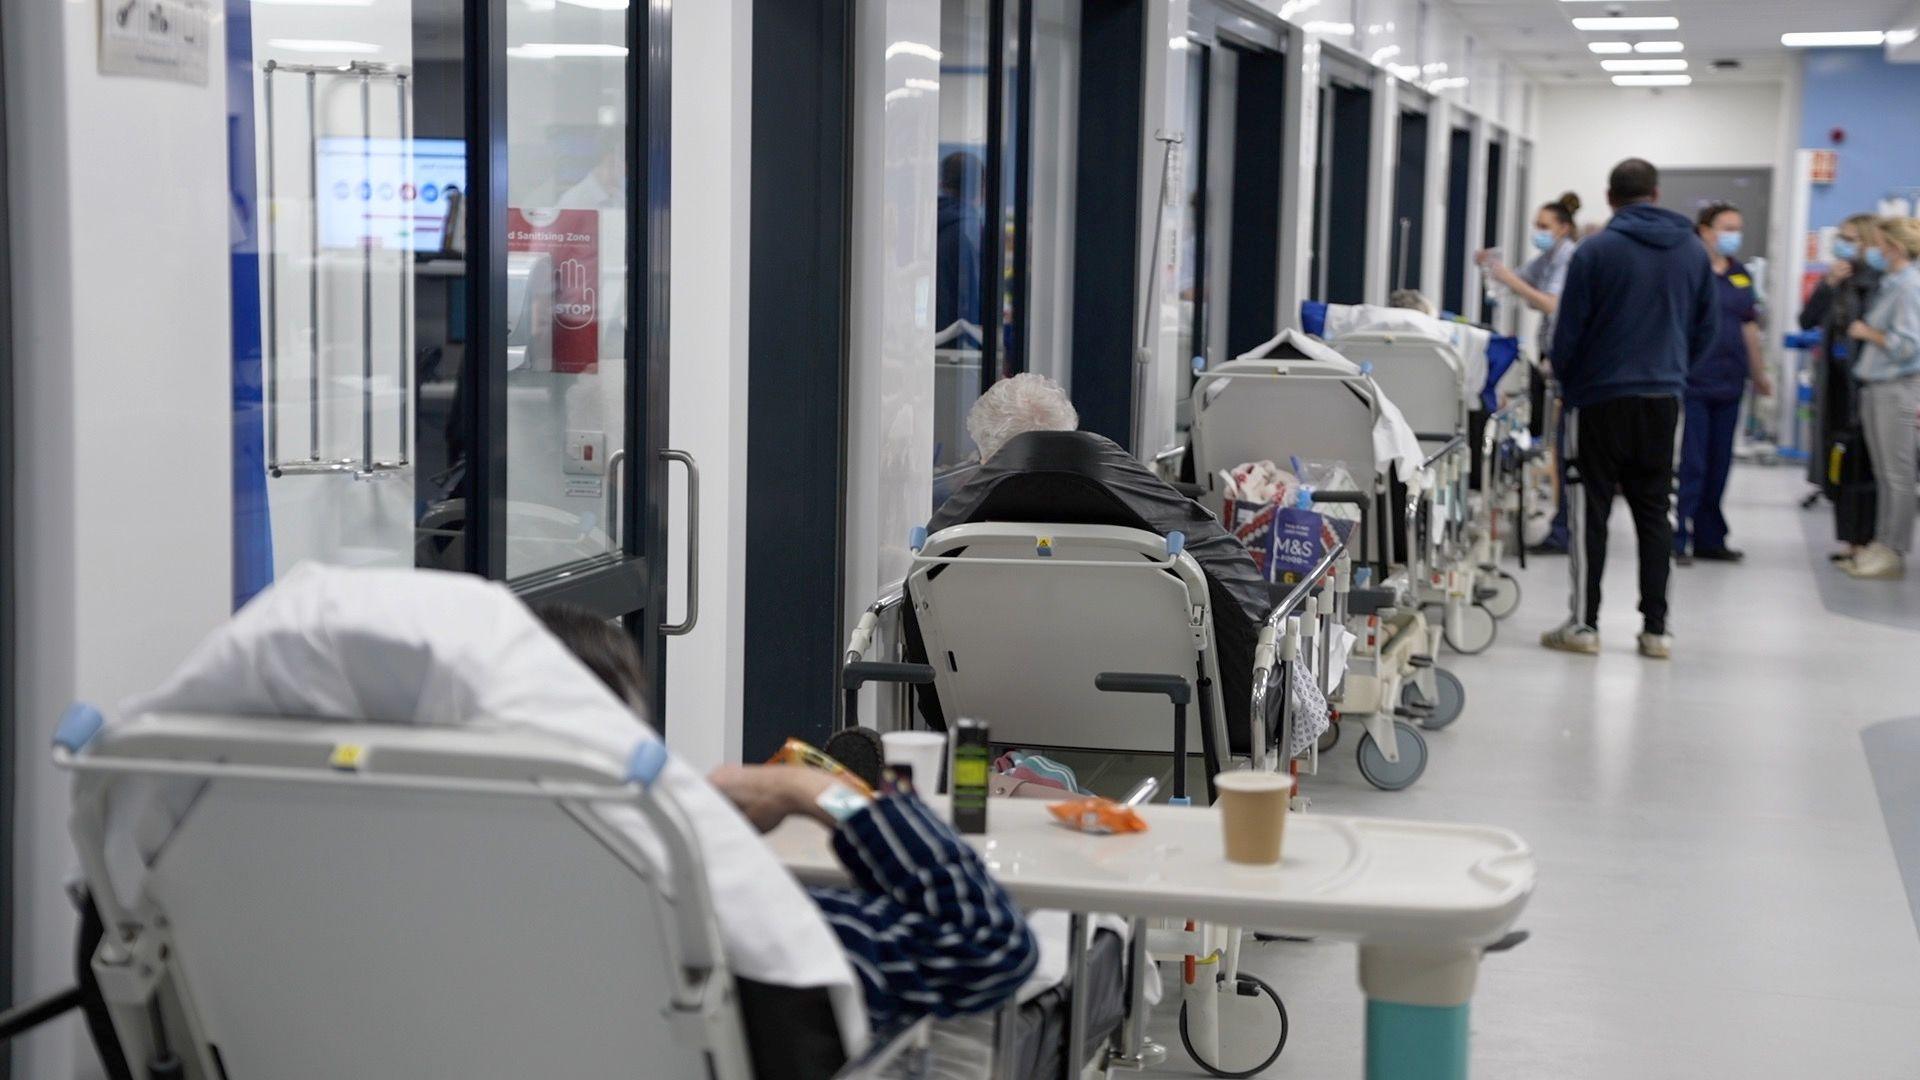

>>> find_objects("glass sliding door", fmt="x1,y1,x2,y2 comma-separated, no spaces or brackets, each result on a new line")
1390,103,1428,294
934,0,1031,485
1174,39,1209,386
1442,124,1471,315
232,0,678,712
1481,131,1504,322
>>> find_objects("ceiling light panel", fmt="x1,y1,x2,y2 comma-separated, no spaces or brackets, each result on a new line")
1635,41,1684,53
1780,31,1885,47
1601,58,1689,71
1574,16,1680,31
1588,42,1632,54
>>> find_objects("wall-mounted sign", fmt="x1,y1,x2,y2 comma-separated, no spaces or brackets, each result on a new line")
508,208,601,374
99,0,210,86
1809,149,1839,185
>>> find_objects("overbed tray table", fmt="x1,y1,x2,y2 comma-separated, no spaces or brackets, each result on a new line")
768,796,1533,1080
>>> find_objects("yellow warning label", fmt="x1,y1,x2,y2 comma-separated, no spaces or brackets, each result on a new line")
329,744,367,771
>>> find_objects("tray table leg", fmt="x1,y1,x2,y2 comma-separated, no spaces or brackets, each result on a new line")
1358,944,1478,1080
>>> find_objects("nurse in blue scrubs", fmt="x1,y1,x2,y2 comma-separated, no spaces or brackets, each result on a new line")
1675,203,1775,564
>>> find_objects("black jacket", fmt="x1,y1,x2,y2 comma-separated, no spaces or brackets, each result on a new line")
905,431,1271,755
1800,264,1882,484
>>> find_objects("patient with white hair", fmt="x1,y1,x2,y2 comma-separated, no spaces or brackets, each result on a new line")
906,373,1274,757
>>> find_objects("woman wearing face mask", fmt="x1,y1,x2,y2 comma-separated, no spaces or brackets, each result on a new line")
1674,203,1774,564
1477,192,1581,553
1799,213,1884,561
1842,217,1920,580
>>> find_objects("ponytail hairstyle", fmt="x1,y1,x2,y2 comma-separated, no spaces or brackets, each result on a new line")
1540,191,1581,239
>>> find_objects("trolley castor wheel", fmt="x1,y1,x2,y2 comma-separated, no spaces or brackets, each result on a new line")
1317,723,1341,753
1356,720,1428,791
1178,972,1289,1078
1478,570,1522,620
1402,667,1466,730
1444,601,1498,655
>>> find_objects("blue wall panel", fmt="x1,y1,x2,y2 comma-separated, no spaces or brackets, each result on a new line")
1799,49,1920,231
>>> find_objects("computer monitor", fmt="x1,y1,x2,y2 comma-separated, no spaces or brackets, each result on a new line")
315,136,466,252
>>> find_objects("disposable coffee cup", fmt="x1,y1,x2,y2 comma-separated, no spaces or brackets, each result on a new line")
882,731,949,795
1215,771,1295,865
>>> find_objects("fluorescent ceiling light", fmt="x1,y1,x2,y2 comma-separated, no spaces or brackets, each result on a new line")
1370,44,1402,64
1636,40,1684,53
1889,28,1918,46
267,38,382,54
1588,42,1633,54
251,0,373,6
1302,21,1356,36
1427,76,1469,90
507,42,629,58
1781,31,1886,47
1574,16,1680,31
1601,58,1689,71
557,0,628,8
1612,74,1692,86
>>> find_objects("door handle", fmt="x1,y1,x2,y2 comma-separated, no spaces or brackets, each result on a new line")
604,448,628,551
661,449,699,636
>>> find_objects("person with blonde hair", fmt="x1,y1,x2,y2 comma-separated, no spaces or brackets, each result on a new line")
1843,216,1920,579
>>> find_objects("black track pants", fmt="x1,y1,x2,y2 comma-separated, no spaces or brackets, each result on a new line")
1564,394,1681,635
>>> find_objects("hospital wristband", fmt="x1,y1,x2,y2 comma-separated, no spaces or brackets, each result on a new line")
814,782,873,824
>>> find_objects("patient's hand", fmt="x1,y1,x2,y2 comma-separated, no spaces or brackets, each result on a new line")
709,764,838,832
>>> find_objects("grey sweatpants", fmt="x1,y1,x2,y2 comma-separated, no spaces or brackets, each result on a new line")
1860,373,1920,554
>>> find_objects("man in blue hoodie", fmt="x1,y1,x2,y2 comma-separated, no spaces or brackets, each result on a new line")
1545,159,1718,660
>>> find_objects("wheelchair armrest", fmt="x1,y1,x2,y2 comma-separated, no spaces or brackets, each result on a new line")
842,661,937,691
1171,480,1207,500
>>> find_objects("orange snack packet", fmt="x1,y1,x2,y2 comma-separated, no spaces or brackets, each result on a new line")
1046,796,1148,835
768,737,876,798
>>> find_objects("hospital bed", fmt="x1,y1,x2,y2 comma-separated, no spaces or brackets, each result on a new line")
1189,355,1459,790
1324,330,1516,653
49,706,925,1080
841,520,1338,1075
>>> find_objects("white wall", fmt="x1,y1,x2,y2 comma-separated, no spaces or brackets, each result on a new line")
1531,81,1790,230
5,2,235,1077
664,0,752,771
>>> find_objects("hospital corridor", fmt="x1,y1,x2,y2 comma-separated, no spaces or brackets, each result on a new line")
4,0,1920,1078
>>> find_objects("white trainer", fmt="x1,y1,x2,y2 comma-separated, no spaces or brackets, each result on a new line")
1846,543,1906,580
1540,622,1601,655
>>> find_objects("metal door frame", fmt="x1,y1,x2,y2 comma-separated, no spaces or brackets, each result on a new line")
0,5,15,1061
464,0,679,721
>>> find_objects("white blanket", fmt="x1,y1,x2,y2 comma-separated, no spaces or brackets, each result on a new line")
1208,330,1427,489
104,564,869,1053
1317,303,1493,399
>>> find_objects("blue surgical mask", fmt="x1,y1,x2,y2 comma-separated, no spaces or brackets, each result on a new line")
1866,247,1890,272
1716,231,1743,257
1531,229,1556,252
1833,238,1859,263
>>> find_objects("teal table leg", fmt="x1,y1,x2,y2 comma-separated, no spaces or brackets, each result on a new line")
1365,999,1469,1080
1358,945,1480,1080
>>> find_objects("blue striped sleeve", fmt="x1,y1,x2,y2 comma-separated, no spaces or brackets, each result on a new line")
808,793,1038,1029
